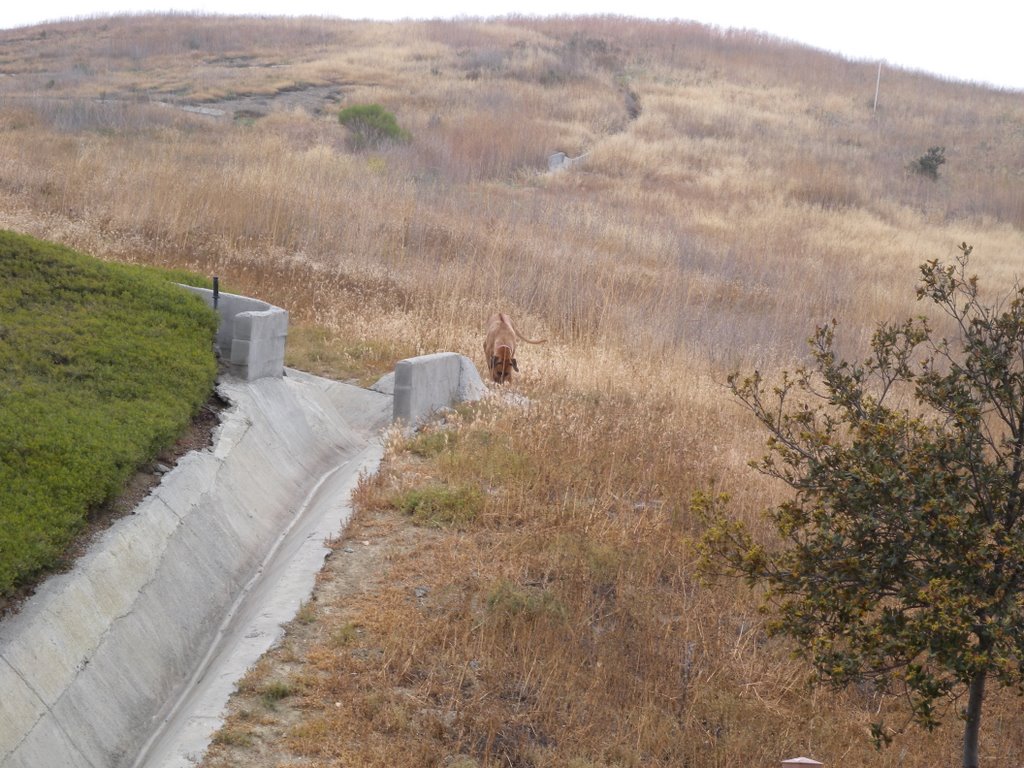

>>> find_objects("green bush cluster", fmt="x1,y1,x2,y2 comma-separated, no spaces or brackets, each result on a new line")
910,145,946,180
337,103,410,151
394,483,482,529
0,231,219,596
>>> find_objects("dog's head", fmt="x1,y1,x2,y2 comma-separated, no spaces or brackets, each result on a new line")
489,346,518,383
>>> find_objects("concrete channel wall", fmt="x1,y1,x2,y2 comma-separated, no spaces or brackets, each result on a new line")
389,352,488,428
181,285,288,381
0,372,392,768
0,276,489,768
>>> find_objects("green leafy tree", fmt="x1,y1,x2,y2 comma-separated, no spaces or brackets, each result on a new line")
699,244,1024,768
337,103,410,151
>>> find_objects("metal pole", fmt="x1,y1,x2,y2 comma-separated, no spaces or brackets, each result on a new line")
873,60,882,111
213,276,219,309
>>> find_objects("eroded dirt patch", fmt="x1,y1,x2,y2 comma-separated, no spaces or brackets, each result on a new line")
190,84,346,121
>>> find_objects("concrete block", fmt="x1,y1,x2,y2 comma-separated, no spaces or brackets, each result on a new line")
234,309,288,342
548,150,589,172
179,285,288,381
229,338,250,365
392,352,487,428
370,371,395,395
232,311,255,340
237,336,287,380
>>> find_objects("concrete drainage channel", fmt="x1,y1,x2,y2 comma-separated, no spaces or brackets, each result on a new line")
0,287,487,768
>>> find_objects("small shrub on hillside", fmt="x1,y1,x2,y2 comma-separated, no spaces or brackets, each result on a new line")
909,145,946,179
337,104,410,151
211,727,254,748
330,621,360,647
259,680,294,709
393,483,482,528
295,599,317,624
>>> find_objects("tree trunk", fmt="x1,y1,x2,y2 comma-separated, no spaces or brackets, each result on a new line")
962,669,986,768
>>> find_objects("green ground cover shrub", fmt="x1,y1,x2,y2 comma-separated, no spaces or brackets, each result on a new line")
394,483,483,529
0,230,219,596
337,103,410,151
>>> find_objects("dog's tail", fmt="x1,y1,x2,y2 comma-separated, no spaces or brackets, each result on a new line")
501,313,547,344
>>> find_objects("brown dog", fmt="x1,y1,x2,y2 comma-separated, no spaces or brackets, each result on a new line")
483,313,546,383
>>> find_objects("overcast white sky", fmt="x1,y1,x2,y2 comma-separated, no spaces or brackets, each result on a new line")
2,0,1021,91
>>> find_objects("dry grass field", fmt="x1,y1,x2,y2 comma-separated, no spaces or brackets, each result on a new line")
2,13,1023,766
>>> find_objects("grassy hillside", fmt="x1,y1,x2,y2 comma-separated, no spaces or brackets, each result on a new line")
0,230,218,597
1,13,1022,765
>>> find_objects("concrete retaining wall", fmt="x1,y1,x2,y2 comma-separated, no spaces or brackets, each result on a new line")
389,352,488,428
0,373,392,768
182,286,288,380
548,150,589,172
